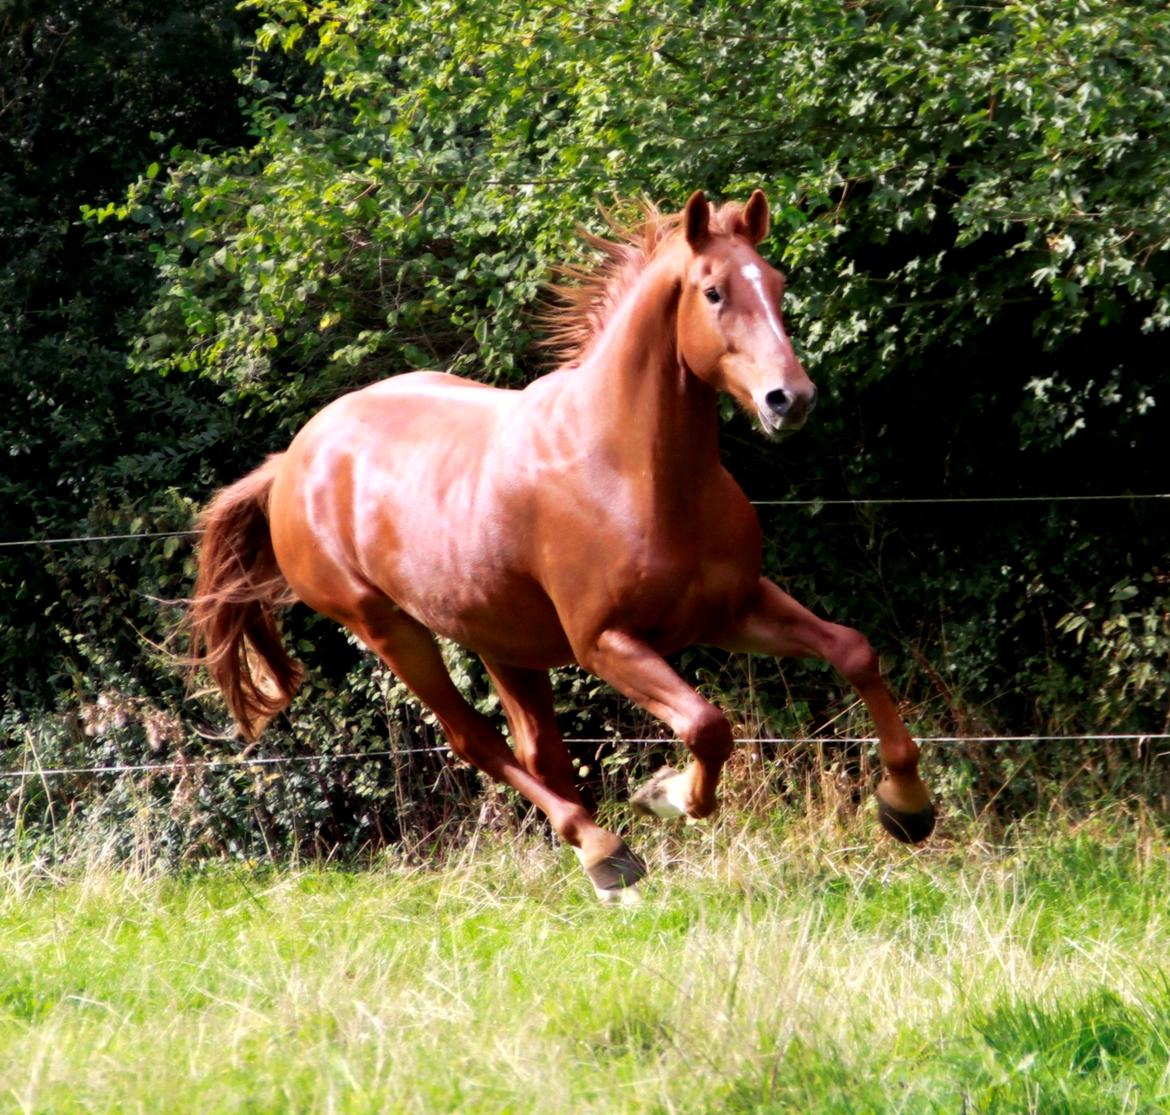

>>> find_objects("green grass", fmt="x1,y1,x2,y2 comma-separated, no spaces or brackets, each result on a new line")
2,808,1170,1113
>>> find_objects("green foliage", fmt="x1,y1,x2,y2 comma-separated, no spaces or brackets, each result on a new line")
0,0,260,700
127,0,1168,722
1057,573,1170,728
2,0,1168,858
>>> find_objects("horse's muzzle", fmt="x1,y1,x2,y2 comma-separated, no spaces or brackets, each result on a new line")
759,384,818,433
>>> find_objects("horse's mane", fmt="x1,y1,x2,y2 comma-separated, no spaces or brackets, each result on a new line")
542,197,750,367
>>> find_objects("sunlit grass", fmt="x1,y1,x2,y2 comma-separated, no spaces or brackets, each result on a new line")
2,805,1169,1113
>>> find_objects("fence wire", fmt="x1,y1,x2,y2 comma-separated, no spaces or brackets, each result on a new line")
4,733,1169,781
1,493,1166,548
2,490,1165,782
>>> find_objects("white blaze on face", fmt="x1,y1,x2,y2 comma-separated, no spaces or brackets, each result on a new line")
740,262,793,355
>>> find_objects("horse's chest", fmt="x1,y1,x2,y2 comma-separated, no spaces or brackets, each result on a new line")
623,546,757,646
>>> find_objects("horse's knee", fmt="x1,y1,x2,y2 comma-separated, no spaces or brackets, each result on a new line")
829,625,880,687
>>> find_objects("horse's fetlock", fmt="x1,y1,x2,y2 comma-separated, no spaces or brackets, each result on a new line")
883,746,921,779
686,793,719,820
561,805,598,846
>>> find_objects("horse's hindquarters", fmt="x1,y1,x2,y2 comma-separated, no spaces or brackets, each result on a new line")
265,374,576,667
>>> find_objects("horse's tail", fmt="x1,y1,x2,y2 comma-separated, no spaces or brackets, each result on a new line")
186,454,304,741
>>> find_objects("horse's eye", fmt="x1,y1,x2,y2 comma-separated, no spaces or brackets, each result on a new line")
704,287,722,304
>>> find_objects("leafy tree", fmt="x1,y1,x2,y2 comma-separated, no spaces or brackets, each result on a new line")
0,1,258,700
130,0,1169,732
4,0,1168,857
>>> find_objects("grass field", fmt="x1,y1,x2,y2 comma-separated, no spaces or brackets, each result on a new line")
3,805,1170,1114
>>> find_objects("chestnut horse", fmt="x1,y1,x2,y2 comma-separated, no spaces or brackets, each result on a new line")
188,190,934,901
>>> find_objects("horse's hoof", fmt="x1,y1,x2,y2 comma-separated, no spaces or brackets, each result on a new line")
582,839,647,901
876,794,936,845
630,766,688,819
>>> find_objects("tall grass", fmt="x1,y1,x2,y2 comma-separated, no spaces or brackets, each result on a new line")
3,799,1169,1113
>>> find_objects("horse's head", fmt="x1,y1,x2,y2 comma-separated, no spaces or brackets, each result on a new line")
676,190,816,438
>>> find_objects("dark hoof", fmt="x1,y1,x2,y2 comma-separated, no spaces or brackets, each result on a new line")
584,840,647,893
877,795,936,845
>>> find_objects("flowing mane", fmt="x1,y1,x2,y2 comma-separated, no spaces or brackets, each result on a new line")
543,197,754,366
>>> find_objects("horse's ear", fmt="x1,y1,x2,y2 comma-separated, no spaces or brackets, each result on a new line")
741,189,770,244
684,190,710,248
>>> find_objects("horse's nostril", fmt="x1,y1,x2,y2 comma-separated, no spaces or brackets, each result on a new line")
808,385,819,414
764,388,791,416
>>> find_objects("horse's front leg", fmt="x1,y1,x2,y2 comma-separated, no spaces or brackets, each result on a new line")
714,577,935,844
578,630,733,821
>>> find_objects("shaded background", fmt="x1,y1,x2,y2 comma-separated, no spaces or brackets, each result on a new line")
2,0,1167,859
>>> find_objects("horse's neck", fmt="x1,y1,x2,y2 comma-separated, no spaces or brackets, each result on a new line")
572,257,721,490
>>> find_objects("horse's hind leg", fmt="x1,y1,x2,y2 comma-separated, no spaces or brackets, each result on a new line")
481,660,581,803
354,606,644,900
482,658,645,901
717,577,934,844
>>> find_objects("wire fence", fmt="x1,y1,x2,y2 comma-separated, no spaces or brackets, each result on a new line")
0,529,198,548
2,489,1165,785
4,733,1169,781
1,492,1166,548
